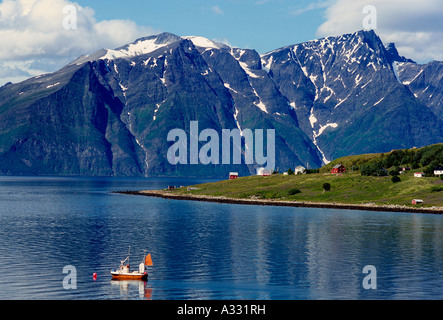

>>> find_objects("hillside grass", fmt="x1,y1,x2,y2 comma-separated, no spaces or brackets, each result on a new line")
320,143,443,174
172,172,443,208
169,143,443,208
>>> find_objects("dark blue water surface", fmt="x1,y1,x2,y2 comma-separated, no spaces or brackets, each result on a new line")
0,176,442,300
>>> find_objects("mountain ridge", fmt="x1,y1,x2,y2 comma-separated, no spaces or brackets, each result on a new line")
0,30,442,177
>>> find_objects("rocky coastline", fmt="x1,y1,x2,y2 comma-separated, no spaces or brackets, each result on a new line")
115,190,443,215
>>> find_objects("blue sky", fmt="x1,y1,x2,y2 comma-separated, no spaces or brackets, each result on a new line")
1,0,442,85
74,0,328,54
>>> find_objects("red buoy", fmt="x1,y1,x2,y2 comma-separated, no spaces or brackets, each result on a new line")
93,273,97,280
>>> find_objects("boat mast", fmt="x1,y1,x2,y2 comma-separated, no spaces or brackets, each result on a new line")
121,245,131,266
143,249,147,264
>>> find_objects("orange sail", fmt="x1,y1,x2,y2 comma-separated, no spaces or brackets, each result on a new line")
144,253,153,266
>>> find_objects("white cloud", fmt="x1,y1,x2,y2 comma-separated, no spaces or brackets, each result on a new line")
290,0,333,16
211,6,224,15
0,0,157,85
316,0,443,63
212,37,233,47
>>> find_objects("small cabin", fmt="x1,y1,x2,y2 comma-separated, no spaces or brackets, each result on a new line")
412,199,424,205
331,164,346,174
256,167,272,176
229,172,239,180
434,166,443,176
401,167,411,171
414,172,425,178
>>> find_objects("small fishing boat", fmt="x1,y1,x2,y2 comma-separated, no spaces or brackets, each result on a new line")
111,248,153,281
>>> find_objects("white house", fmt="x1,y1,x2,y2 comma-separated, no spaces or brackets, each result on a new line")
414,172,425,178
257,167,272,176
294,165,306,175
434,166,443,175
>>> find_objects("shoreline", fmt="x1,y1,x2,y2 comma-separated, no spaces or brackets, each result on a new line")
115,190,443,215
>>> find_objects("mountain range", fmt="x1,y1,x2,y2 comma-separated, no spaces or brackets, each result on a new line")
0,30,442,177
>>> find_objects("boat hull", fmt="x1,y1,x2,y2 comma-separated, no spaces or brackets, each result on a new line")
111,272,148,281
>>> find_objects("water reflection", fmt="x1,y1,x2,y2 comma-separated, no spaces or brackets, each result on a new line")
1,177,443,299
110,280,153,299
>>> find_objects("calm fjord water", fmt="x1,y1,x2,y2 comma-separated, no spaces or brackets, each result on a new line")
0,176,442,300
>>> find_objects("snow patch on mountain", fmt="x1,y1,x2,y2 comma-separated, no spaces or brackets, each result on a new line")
312,122,338,165
183,36,225,51
317,123,338,137
309,108,317,128
252,88,268,113
334,93,352,109
374,96,385,106
46,82,60,89
234,107,242,133
239,61,260,78
96,34,181,61
224,83,239,94
402,68,423,86
119,83,128,92
261,56,273,73
254,100,267,113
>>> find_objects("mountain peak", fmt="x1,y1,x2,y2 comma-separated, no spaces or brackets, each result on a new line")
182,36,230,51
83,33,230,62
1,29,442,177
127,32,182,47
102,32,182,59
385,42,415,63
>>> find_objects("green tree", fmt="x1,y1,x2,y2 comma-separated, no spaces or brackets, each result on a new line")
288,188,301,195
323,183,331,191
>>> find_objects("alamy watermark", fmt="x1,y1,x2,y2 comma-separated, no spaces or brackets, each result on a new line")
362,265,377,290
62,265,77,290
63,5,77,30
167,121,275,170
362,5,377,31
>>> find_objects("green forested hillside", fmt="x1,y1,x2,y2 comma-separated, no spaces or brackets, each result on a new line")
321,143,443,176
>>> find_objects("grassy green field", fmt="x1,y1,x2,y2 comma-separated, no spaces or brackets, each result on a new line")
169,144,443,208
172,172,443,208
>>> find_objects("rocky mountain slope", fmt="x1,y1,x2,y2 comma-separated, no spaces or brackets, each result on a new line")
0,30,441,176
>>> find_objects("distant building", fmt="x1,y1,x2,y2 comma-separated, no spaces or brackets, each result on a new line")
168,186,175,190
294,165,306,175
256,167,272,176
401,167,410,171
331,164,346,174
414,172,425,178
229,172,239,180
412,199,424,205
434,166,443,175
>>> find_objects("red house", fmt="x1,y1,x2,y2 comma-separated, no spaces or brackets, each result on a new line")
331,164,346,174
229,172,239,180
